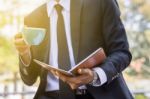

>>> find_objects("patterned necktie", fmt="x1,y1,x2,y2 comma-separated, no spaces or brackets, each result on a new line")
55,4,75,99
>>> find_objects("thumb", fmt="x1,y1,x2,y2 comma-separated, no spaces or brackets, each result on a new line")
15,33,23,39
78,69,89,75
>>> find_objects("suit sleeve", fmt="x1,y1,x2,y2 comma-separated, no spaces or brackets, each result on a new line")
19,17,41,86
100,0,132,84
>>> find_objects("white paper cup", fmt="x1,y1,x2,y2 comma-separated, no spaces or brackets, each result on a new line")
22,27,46,45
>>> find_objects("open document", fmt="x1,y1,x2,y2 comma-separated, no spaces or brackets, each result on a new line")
34,48,106,77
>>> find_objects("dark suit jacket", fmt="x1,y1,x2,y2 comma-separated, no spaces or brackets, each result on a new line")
19,0,133,99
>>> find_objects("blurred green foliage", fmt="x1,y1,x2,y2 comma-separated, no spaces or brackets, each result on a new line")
119,0,150,78
0,35,18,73
135,94,148,99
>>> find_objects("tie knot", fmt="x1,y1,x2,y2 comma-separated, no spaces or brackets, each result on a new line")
55,4,63,13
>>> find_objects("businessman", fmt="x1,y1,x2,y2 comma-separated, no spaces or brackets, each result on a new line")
14,0,133,99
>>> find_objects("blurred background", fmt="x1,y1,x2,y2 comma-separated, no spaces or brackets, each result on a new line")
0,0,149,99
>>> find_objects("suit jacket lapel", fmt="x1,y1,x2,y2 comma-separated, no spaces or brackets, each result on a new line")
40,4,50,50
70,0,83,63
42,5,50,64
37,4,50,82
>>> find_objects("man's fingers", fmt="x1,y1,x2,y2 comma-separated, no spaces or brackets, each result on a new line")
78,68,90,75
56,72,90,89
15,33,23,39
56,74,77,89
69,83,78,90
56,69,93,89
14,38,26,45
57,72,68,82
50,70,57,76
78,69,94,81
65,75,85,85
57,72,80,84
16,46,30,53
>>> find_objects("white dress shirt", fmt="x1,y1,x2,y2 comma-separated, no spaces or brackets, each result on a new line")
46,0,107,91
46,0,75,91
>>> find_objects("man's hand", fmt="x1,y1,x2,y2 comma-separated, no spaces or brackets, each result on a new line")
52,69,94,89
14,33,31,65
14,33,30,55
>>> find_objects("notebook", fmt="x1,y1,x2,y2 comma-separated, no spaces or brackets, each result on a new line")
34,48,106,77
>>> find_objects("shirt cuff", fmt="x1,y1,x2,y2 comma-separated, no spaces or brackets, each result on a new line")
92,67,107,86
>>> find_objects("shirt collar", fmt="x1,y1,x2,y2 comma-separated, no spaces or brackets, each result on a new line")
47,0,70,17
